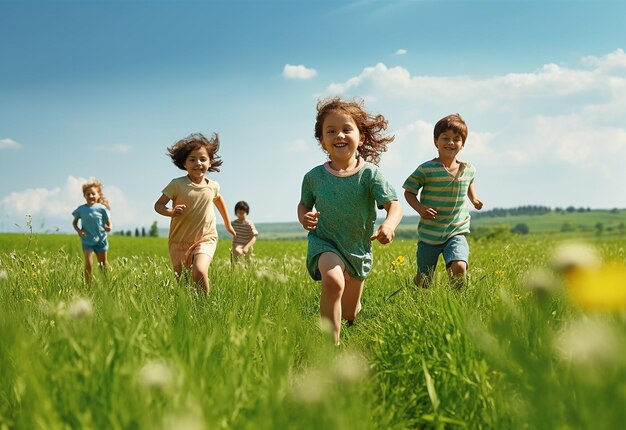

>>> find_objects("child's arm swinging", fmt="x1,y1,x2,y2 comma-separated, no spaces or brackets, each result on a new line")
298,203,320,231
404,189,438,220
468,183,483,210
72,217,85,237
370,200,402,244
214,195,236,237
154,194,186,217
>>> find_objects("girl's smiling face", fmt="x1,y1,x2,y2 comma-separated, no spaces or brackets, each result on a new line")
320,111,364,169
83,186,100,206
184,146,211,183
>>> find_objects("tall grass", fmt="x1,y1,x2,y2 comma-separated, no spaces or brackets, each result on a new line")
1,234,625,429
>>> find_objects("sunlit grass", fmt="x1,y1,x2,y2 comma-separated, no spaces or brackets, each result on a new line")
1,234,626,429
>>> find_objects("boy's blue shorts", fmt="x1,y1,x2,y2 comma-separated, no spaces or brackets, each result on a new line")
416,235,469,276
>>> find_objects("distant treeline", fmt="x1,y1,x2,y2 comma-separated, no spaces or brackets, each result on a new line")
471,205,623,219
112,221,159,238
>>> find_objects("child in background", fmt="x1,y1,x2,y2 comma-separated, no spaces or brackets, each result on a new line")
72,179,112,283
298,97,403,345
403,113,483,288
231,200,258,262
154,133,236,293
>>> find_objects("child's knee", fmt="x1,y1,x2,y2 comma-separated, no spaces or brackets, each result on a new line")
448,260,467,276
321,274,344,297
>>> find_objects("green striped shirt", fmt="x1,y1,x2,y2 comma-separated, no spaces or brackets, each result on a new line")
403,159,476,245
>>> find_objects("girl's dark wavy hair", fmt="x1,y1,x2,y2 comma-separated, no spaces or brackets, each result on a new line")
314,97,394,166
167,133,223,172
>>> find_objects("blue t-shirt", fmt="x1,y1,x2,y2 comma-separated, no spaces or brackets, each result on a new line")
72,203,110,246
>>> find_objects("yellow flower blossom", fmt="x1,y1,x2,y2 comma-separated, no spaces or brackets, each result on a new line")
565,263,626,311
391,255,406,269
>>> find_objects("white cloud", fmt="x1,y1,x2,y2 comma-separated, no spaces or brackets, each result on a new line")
0,176,150,232
110,144,133,153
326,61,601,102
283,64,317,80
323,51,626,211
582,48,626,71
394,49,407,56
324,53,626,169
0,138,21,149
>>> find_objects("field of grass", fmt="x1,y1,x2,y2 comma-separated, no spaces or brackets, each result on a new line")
1,232,626,429
210,209,626,241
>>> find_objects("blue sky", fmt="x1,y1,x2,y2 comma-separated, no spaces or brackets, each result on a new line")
1,0,626,233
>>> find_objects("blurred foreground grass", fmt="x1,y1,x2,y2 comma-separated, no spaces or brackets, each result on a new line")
1,233,625,429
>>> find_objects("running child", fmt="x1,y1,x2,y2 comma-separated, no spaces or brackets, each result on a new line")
231,200,258,261
72,179,112,283
298,97,403,345
403,113,483,288
154,133,236,293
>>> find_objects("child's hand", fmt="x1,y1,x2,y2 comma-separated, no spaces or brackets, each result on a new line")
301,211,320,231
77,230,86,237
419,206,438,220
172,204,187,216
370,224,395,244
104,225,112,232
226,224,236,237
472,199,483,210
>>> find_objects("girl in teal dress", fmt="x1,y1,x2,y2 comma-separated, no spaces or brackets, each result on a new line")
297,97,403,345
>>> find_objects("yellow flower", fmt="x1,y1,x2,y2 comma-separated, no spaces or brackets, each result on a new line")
391,255,406,269
565,263,626,311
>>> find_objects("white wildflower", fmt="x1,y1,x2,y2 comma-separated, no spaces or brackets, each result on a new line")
163,414,205,430
555,317,617,367
521,268,560,296
255,268,288,283
318,317,334,337
551,242,601,273
67,297,93,319
163,398,205,430
0,270,7,280
138,360,174,390
289,369,328,404
331,351,369,384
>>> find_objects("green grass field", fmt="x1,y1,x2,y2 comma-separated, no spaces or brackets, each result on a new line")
1,233,625,429
212,209,626,240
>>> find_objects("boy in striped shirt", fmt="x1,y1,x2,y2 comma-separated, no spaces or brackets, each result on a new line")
403,114,483,288
231,200,258,261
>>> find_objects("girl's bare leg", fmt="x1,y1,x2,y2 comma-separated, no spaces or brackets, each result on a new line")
95,252,108,275
82,250,94,283
192,253,212,293
318,252,346,345
341,274,364,323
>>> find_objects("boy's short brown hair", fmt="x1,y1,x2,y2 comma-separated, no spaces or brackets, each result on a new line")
433,114,468,143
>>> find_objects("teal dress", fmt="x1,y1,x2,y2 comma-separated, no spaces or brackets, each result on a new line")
300,160,397,280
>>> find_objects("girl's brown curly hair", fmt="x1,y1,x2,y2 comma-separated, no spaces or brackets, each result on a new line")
314,97,394,166
167,133,223,172
82,179,110,210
